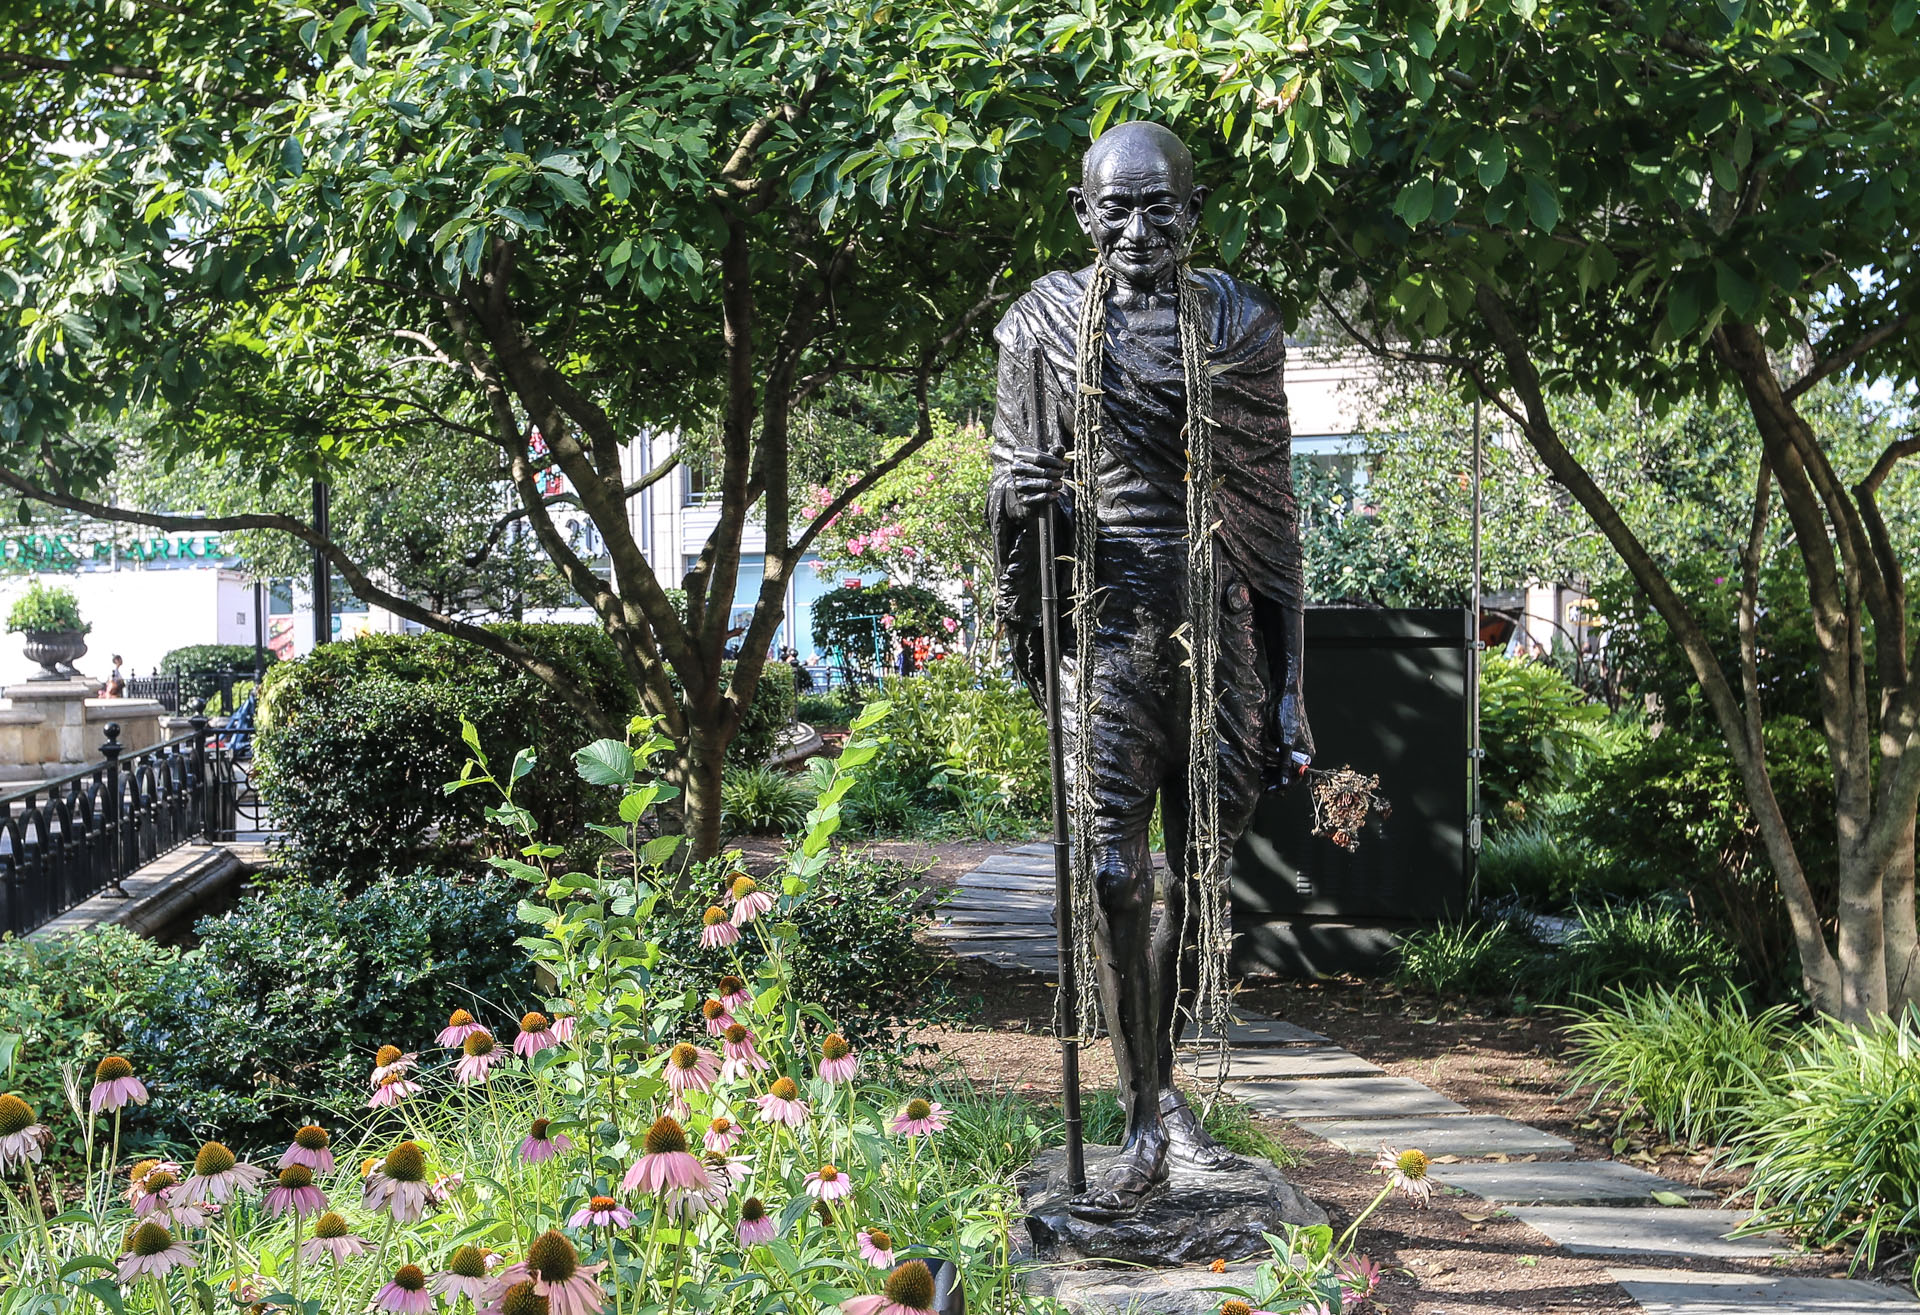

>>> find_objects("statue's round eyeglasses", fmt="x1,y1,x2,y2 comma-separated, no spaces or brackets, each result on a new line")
1093,202,1184,228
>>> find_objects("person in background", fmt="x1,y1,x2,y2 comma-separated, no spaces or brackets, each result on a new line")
105,654,126,697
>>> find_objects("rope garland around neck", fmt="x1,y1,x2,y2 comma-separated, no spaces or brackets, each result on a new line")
1061,259,1232,1045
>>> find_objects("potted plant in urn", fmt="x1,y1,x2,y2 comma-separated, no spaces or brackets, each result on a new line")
6,580,92,681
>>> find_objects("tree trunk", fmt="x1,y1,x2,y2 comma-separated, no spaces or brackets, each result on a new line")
683,725,731,862
1885,815,1919,1008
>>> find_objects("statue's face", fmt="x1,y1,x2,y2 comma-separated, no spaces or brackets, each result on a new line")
1070,135,1207,290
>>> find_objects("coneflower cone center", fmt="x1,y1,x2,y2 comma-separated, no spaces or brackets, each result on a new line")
278,1165,313,1188
730,876,757,899
393,1265,427,1291
724,1024,749,1045
1397,1148,1429,1178
129,1158,159,1183
904,1098,932,1120
669,1043,702,1070
710,1118,731,1134
295,1125,330,1150
130,1222,175,1256
740,1196,768,1222
818,1164,840,1182
643,1115,689,1156
314,1212,349,1239
702,999,726,1020
96,1055,134,1082
718,975,745,995
500,1281,550,1315
529,1118,551,1140
384,1141,427,1182
194,1142,236,1175
144,1170,178,1192
588,1195,617,1212
702,905,728,926
449,1245,489,1278
821,1034,850,1062
448,1009,474,1027
375,1045,403,1067
884,1260,936,1310
867,1228,892,1250
463,1032,496,1057
520,1011,548,1032
525,1230,578,1282
1221,1301,1252,1315
0,1094,35,1136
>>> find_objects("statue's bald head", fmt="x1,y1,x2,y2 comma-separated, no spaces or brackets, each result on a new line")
1081,121,1194,196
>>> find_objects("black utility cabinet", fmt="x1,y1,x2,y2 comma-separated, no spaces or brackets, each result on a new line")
1231,607,1473,975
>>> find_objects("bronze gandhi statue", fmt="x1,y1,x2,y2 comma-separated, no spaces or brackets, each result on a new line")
989,122,1314,1220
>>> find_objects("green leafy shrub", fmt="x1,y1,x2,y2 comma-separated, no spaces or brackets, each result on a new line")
1561,984,1796,1145
127,870,531,1147
159,643,276,706
0,928,178,1157
1542,901,1745,1002
721,763,816,835
255,624,636,878
795,688,856,728
1734,1010,1920,1271
1478,810,1606,906
811,581,949,667
1393,918,1541,998
728,659,796,767
1479,656,1610,821
5,580,87,634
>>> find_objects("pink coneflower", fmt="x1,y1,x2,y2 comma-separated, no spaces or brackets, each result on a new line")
1338,1254,1383,1307
456,1031,503,1085
514,1011,560,1060
279,1125,336,1175
370,1044,419,1085
364,1142,438,1223
370,1072,421,1109
621,1116,711,1195
888,1098,949,1137
717,975,752,1011
726,875,775,925
263,1164,328,1218
520,1118,574,1165
720,1023,770,1081
1372,1145,1434,1208
177,1142,268,1205
376,1264,433,1315
665,1042,721,1094
569,1195,635,1229
701,905,740,948
1216,1303,1286,1315
804,1163,853,1201
735,1197,777,1246
704,1117,742,1154
817,1033,858,1084
302,1211,368,1263
700,998,735,1037
843,1260,940,1315
552,1015,577,1043
89,1055,149,1114
430,1245,496,1304
125,1158,174,1202
0,1093,52,1173
116,1221,196,1283
438,1009,486,1048
857,1227,895,1268
128,1169,210,1230
496,1230,607,1315
755,1076,809,1127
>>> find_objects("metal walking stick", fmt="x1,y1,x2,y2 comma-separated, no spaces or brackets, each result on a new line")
1030,346,1086,1194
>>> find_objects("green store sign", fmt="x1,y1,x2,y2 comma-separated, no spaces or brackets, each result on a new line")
1,532,231,571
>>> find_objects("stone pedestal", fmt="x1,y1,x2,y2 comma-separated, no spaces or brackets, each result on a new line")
0,681,165,778
1021,1145,1327,1266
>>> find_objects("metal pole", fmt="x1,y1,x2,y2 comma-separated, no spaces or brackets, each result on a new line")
1468,397,1484,895
311,480,332,648
252,579,267,681
1031,347,1085,1194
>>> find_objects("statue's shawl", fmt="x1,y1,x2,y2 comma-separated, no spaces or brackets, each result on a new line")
987,266,1303,673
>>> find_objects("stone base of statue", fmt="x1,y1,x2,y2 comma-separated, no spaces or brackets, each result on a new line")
1019,1145,1327,1266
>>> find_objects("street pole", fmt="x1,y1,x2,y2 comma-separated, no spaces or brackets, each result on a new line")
1468,397,1484,897
1031,347,1085,1194
311,480,332,648
252,579,267,681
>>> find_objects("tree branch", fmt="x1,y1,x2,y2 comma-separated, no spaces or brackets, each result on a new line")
1785,314,1911,402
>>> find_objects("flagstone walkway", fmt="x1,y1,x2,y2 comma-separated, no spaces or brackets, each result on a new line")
938,847,1919,1314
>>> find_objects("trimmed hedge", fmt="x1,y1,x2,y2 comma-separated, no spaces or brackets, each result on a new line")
256,624,637,879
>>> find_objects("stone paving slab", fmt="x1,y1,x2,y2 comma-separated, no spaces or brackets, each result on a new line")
970,854,1057,875
946,889,1056,909
1609,1267,1918,1312
928,923,1051,941
954,871,1053,893
1512,1207,1794,1259
1227,1075,1466,1120
1430,1159,1712,1207
1180,1045,1381,1080
1180,1014,1327,1046
936,904,1054,924
1023,1264,1265,1315
1302,1113,1573,1158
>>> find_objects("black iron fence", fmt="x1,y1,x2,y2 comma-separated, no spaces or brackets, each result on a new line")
122,669,258,715
0,718,259,937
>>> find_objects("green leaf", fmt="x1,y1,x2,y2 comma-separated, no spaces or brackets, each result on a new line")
73,1278,125,1315
510,747,536,781
1524,177,1559,232
639,834,682,867
282,136,305,177
1650,1190,1689,1207
574,739,634,786
349,23,369,69
1394,177,1435,228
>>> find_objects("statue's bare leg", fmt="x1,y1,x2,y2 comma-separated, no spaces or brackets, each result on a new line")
1153,796,1248,1169
1068,831,1169,1219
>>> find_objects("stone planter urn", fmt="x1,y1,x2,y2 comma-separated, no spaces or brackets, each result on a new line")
22,628,88,681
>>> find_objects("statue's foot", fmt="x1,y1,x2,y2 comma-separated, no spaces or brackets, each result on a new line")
1161,1089,1250,1170
1066,1136,1168,1221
